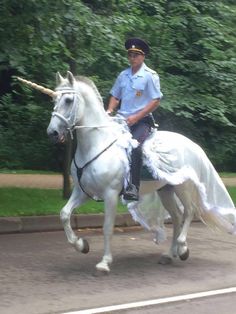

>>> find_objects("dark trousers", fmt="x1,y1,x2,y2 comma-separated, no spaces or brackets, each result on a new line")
129,116,152,188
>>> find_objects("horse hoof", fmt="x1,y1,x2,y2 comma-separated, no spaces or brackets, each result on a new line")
179,248,190,261
158,254,173,265
74,238,89,253
81,238,89,254
96,262,110,273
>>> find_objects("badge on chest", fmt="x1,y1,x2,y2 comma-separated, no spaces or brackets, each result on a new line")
136,90,142,97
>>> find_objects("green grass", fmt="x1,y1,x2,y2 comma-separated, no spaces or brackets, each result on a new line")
0,169,59,174
227,187,236,204
220,172,236,178
1,169,235,177
0,187,127,217
0,186,235,217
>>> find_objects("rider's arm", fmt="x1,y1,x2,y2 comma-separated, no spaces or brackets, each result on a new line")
107,96,120,115
126,98,160,126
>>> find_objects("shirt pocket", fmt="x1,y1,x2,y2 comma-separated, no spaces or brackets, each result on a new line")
132,79,146,96
120,80,132,93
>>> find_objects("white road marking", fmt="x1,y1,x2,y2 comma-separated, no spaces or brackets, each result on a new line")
62,287,236,314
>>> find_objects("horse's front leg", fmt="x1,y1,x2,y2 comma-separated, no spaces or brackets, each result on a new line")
96,190,118,272
60,185,89,253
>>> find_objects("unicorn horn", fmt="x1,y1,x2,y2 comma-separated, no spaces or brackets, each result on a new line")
17,77,57,98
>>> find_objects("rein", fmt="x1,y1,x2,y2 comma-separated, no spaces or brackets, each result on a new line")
74,125,111,129
52,88,112,138
53,87,119,201
73,138,118,201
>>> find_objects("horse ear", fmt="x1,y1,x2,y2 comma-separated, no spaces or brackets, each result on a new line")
67,71,75,86
56,72,64,85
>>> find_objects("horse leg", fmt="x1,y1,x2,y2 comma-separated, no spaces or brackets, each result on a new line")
60,186,89,253
96,190,118,272
174,184,195,260
157,186,183,264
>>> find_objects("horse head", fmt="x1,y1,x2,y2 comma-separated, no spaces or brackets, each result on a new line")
47,71,86,144
17,72,81,144
17,71,109,145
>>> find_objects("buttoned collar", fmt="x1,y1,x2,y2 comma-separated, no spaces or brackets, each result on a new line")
126,62,147,78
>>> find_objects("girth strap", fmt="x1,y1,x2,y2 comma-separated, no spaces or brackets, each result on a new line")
73,139,118,201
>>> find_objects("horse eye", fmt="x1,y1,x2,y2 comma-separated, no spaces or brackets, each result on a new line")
65,97,73,104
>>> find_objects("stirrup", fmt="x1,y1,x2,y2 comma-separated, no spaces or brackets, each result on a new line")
123,184,139,201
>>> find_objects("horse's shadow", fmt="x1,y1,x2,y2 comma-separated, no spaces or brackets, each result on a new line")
46,249,231,283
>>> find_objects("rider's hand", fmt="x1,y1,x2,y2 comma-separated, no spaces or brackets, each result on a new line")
126,114,139,126
106,110,113,116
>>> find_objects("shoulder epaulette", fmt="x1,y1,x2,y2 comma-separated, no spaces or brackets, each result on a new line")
144,66,157,75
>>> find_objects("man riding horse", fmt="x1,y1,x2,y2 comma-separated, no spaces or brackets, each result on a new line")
107,38,163,201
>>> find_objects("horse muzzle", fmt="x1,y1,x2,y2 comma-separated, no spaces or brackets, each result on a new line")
47,127,66,144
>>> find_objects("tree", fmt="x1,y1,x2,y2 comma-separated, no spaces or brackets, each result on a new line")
0,0,235,172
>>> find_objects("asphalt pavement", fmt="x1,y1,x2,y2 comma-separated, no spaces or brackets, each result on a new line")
1,174,236,314
1,223,236,314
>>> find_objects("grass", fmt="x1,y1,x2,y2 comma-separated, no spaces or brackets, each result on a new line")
1,170,235,217
220,172,236,178
1,169,235,177
0,186,235,217
0,187,127,217
227,186,236,204
0,169,59,174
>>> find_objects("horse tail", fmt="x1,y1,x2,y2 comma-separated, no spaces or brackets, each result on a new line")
200,209,236,234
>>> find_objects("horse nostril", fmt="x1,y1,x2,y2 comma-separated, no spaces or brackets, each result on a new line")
47,129,59,142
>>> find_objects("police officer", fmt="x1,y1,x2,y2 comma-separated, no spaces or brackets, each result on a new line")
107,38,163,201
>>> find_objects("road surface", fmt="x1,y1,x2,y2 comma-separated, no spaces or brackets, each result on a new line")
0,223,236,314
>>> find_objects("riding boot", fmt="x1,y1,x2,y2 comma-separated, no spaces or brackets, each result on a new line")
123,146,142,201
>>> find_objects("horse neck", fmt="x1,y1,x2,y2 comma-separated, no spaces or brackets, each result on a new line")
74,87,117,163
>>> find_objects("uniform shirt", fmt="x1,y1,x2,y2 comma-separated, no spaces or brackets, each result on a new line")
110,63,163,117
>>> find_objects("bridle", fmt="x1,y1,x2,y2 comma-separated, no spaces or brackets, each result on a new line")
53,88,119,201
52,88,112,139
52,88,80,138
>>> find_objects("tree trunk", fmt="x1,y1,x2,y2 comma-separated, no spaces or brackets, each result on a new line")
62,134,72,199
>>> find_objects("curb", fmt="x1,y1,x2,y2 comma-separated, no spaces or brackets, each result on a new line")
0,213,138,234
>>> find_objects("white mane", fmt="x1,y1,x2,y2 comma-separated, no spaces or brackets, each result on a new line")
75,76,104,107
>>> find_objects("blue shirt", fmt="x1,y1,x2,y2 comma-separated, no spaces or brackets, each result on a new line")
110,63,163,117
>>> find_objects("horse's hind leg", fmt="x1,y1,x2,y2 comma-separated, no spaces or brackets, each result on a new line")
157,185,183,264
60,186,89,253
174,184,195,260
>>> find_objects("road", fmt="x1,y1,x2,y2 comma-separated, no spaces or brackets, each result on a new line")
101,292,236,314
1,223,236,314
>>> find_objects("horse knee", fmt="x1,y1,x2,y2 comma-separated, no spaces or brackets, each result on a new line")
60,209,70,224
177,235,186,245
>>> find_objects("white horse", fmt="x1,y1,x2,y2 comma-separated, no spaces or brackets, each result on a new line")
17,72,236,272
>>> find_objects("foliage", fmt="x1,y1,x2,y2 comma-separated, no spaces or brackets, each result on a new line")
0,0,235,171
0,93,60,169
